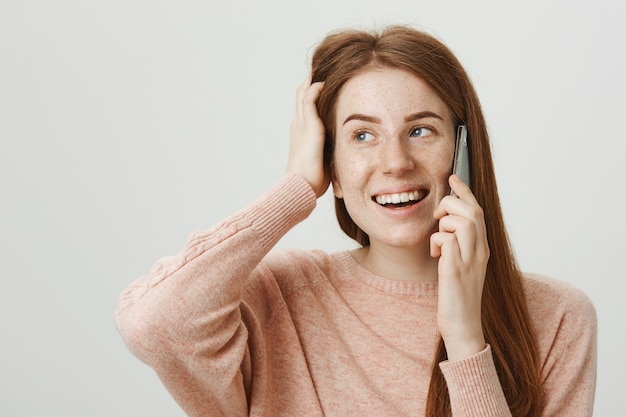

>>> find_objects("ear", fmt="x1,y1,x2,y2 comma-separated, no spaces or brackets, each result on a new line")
332,177,343,199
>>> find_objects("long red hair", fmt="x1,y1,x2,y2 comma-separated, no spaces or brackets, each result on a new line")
311,25,542,416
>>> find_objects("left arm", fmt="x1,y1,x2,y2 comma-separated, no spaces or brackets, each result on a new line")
430,174,489,361
430,175,597,416
431,174,511,416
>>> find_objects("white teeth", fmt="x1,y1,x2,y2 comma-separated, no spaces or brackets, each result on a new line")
375,190,423,205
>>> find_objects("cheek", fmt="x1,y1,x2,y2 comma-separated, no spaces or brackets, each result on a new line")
331,146,365,199
331,160,354,199
432,141,456,177
413,143,454,182
434,156,454,178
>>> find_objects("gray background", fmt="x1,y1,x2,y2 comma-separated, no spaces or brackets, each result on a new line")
1,0,623,415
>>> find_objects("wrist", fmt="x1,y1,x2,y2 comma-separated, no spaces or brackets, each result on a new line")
443,334,487,362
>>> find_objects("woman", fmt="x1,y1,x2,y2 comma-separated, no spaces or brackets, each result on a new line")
115,26,596,416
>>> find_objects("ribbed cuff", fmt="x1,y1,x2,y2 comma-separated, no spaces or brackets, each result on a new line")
246,173,317,251
439,345,511,416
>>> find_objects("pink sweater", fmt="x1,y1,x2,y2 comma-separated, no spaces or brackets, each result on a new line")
115,174,597,416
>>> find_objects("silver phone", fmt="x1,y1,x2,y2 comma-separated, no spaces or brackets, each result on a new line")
451,125,470,196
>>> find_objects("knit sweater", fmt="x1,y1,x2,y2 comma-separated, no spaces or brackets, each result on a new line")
115,173,597,416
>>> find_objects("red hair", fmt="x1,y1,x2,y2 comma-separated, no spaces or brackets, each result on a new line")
311,25,542,416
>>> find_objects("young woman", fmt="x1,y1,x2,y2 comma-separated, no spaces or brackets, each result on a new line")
115,26,597,416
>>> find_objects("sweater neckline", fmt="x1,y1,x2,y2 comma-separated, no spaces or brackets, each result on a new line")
334,251,439,296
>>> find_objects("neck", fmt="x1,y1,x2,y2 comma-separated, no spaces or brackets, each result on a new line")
351,241,438,282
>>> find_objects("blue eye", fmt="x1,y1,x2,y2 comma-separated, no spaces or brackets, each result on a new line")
355,131,375,142
410,127,433,138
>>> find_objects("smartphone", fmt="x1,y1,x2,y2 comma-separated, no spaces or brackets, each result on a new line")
450,124,470,197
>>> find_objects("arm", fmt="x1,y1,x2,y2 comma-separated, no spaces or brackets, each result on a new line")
115,79,327,416
431,174,489,361
431,175,511,415
439,346,512,416
431,177,597,415
114,173,316,416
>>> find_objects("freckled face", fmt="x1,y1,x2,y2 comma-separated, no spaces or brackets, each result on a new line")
332,67,456,250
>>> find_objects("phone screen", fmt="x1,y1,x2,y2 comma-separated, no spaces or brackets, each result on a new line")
451,125,470,196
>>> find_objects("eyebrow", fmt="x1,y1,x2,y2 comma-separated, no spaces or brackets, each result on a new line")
404,111,443,122
342,114,381,125
342,111,443,125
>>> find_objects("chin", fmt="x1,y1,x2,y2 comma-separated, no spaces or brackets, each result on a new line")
369,227,434,250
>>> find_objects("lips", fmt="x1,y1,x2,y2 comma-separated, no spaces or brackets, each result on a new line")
373,189,427,207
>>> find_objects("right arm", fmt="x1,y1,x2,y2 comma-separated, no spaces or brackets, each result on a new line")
114,79,327,416
114,173,316,416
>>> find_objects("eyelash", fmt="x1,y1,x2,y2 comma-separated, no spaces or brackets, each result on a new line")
354,129,374,142
351,125,436,142
410,126,435,138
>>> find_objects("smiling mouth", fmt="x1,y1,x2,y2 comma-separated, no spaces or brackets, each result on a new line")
373,190,427,208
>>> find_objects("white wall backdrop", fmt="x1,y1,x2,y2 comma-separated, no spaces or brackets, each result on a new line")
1,0,623,415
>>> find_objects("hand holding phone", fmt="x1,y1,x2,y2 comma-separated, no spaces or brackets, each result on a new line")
450,125,470,197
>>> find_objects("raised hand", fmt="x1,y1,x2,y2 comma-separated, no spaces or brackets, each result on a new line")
286,78,330,198
430,174,490,361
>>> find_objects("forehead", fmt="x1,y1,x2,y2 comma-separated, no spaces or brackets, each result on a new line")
335,67,451,122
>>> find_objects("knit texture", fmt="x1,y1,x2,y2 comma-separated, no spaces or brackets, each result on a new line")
115,173,596,416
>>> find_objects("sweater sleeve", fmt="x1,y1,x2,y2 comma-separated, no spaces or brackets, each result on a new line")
441,276,598,417
114,173,316,417
440,345,512,417
533,278,597,417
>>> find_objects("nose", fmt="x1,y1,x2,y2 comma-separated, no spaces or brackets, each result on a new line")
380,139,415,176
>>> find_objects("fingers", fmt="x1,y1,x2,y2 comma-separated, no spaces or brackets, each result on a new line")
431,214,477,262
295,78,324,120
287,77,329,198
449,174,473,200
302,83,325,125
433,175,476,219
432,175,489,360
431,175,490,261
295,78,308,117
430,229,462,260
